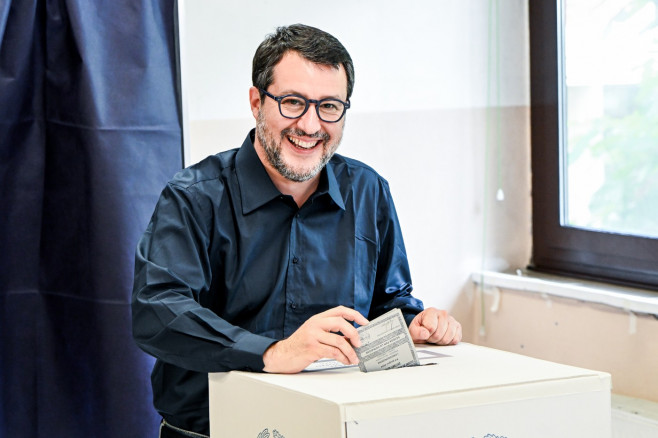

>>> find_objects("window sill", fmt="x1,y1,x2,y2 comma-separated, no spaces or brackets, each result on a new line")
471,269,658,317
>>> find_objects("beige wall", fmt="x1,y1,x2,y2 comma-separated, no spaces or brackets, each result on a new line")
466,284,658,402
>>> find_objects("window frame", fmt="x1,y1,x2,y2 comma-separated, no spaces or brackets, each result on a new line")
529,0,658,291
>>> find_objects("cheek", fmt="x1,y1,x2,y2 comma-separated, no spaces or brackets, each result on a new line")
332,119,346,136
260,107,292,135
327,125,344,145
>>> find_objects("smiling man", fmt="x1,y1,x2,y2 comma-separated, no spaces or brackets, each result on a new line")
132,24,462,438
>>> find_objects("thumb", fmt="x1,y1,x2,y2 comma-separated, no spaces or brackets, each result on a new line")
409,319,431,342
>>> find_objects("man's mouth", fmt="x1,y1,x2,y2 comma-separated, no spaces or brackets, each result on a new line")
288,136,319,150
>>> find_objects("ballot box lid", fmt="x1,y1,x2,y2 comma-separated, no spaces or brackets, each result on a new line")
209,342,611,423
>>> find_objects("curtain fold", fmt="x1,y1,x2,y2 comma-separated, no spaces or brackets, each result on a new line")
0,1,183,436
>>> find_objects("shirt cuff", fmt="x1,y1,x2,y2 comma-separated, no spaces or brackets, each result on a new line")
403,310,419,327
231,332,278,372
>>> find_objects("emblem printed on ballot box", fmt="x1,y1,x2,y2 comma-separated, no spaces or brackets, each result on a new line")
257,428,285,438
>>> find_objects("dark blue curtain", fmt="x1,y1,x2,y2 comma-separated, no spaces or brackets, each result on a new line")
0,1,183,437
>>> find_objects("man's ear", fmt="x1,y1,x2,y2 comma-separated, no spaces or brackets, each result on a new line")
249,87,262,120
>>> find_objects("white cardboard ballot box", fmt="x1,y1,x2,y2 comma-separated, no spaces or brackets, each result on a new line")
208,343,611,438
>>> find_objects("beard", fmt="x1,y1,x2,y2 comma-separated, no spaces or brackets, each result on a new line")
255,110,342,182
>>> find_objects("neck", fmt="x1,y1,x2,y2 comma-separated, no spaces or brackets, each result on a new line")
271,173,319,208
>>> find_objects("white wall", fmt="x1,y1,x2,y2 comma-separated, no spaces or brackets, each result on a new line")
180,0,531,328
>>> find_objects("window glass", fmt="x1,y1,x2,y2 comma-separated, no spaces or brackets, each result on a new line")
564,0,658,238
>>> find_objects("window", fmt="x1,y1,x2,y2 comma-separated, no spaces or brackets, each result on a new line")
529,0,658,290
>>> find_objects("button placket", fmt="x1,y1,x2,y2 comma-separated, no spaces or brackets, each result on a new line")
284,212,303,335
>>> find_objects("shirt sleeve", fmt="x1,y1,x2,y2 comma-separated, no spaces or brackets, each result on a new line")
131,181,277,373
368,179,425,326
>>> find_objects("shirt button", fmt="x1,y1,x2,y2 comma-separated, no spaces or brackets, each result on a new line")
290,302,297,309
292,257,299,264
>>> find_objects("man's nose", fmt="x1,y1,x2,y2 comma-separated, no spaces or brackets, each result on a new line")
296,104,322,133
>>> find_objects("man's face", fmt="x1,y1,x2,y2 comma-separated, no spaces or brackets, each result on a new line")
251,51,348,182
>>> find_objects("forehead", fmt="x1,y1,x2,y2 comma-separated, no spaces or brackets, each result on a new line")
270,51,348,99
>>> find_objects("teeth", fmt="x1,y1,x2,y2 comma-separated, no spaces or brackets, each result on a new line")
289,137,318,149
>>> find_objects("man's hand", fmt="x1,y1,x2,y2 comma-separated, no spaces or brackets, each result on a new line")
263,306,369,374
408,308,462,345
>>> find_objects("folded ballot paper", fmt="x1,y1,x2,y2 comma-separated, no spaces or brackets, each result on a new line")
354,308,420,372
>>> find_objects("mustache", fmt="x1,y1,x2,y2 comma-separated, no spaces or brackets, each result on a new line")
282,128,330,142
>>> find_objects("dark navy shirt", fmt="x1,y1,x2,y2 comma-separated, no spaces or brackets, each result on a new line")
132,130,424,433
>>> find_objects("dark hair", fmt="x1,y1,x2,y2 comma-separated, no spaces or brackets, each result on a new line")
252,24,355,100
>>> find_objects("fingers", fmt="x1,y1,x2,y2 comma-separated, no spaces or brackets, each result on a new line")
320,305,369,326
409,309,439,342
311,314,362,348
316,330,359,365
263,306,368,374
315,306,369,348
409,319,431,343
435,317,462,345
410,308,462,346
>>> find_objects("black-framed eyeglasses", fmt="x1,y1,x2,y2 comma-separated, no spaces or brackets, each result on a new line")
259,88,350,123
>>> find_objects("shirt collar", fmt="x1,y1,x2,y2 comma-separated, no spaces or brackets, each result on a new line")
236,130,346,214
320,159,346,211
